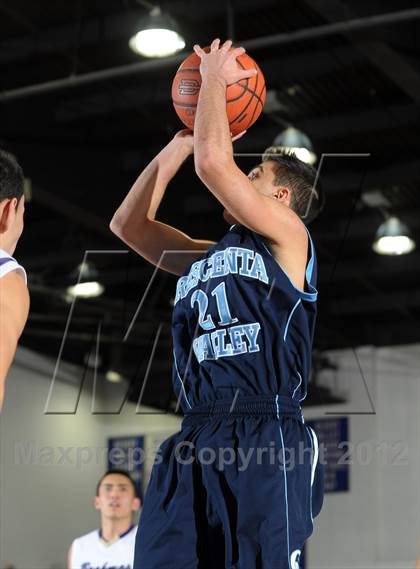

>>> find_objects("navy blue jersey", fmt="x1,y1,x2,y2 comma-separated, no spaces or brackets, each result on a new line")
171,222,318,411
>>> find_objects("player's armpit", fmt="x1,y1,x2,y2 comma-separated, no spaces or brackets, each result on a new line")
112,217,216,276
0,271,30,410
195,158,306,247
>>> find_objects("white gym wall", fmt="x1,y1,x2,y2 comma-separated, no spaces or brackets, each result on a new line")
0,344,419,569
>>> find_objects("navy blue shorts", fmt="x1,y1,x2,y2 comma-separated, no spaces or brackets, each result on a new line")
134,396,324,569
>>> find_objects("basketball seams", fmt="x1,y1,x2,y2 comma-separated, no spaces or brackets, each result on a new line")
231,63,266,131
234,74,266,107
173,100,198,108
228,61,261,128
245,75,267,130
226,57,251,104
176,68,201,73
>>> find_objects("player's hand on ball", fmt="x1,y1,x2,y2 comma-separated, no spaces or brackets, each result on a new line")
172,128,245,156
232,130,246,142
171,129,194,155
193,39,257,87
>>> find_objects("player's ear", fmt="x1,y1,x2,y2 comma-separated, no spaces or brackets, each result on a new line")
94,496,101,510
273,186,290,203
0,198,17,232
132,497,141,512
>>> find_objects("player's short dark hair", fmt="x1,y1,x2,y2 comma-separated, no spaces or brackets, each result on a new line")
96,469,138,497
0,149,24,205
262,148,325,225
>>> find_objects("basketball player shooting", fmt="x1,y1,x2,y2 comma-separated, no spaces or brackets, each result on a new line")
112,38,325,569
0,150,29,413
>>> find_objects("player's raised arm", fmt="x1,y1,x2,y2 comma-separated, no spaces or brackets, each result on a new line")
0,271,30,411
110,130,215,276
193,39,307,248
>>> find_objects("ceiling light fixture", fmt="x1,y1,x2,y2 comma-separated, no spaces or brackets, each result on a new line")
129,6,185,58
372,215,416,256
66,261,104,299
269,127,317,165
105,370,124,383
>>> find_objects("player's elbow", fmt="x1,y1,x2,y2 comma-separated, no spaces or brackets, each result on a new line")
109,211,125,236
110,211,150,241
109,214,133,241
195,155,229,183
109,217,120,238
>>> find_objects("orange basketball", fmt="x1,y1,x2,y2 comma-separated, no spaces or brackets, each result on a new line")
171,47,266,136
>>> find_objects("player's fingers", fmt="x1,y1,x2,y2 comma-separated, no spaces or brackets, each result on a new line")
210,38,221,52
193,44,205,57
237,68,257,81
232,130,246,141
176,128,193,137
230,46,246,59
221,39,233,52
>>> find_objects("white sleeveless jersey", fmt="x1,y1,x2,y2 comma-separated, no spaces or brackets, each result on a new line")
70,525,137,569
0,248,27,284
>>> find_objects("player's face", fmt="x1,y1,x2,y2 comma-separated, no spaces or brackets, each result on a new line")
94,474,140,521
248,161,284,196
222,161,290,224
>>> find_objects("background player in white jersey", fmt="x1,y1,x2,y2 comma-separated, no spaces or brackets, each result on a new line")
68,470,141,569
0,149,29,412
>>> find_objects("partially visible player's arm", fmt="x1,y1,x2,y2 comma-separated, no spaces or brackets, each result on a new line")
110,130,215,276
0,271,30,411
193,40,306,247
67,544,72,569
67,542,77,569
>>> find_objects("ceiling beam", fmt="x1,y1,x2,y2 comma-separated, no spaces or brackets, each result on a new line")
52,45,365,122
1,8,419,102
0,0,278,65
304,0,420,104
32,184,113,238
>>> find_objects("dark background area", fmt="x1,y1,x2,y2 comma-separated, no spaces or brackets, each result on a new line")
0,0,419,410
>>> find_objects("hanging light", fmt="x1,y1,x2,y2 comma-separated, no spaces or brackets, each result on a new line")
269,127,317,165
372,216,416,256
129,6,185,58
66,261,104,299
105,370,124,383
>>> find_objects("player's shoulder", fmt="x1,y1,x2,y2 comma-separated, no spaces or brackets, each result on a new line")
0,270,30,320
0,268,28,291
0,250,27,284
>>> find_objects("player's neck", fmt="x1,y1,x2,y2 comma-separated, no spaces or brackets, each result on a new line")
0,235,15,255
100,518,133,542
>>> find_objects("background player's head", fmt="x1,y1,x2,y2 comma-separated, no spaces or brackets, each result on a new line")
0,149,25,255
94,470,141,524
222,149,324,227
